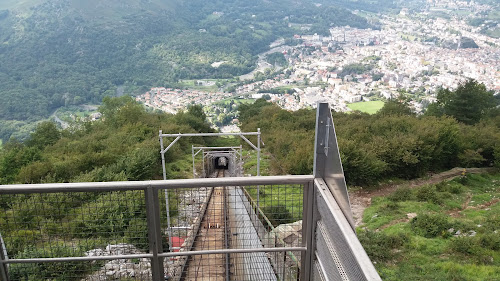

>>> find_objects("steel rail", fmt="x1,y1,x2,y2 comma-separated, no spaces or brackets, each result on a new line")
192,169,222,279
177,171,219,280
193,146,242,150
0,175,313,194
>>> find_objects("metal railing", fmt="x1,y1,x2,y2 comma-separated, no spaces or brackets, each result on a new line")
0,103,381,280
0,176,311,281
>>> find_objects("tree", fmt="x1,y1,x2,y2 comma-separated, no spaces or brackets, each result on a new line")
377,100,414,116
426,80,496,125
26,121,61,149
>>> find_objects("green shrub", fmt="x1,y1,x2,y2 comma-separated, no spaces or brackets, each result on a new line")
125,218,149,251
3,229,39,256
380,201,401,214
9,243,101,280
450,236,479,255
389,187,415,202
479,233,500,251
435,181,464,194
411,213,451,238
69,191,146,238
483,215,500,232
357,230,408,262
262,204,294,227
416,185,443,205
448,182,465,194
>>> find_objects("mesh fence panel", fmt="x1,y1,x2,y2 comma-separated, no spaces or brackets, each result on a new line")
7,259,153,280
0,191,152,280
162,184,303,280
1,182,307,281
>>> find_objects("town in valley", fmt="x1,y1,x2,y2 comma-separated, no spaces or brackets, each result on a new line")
135,0,500,131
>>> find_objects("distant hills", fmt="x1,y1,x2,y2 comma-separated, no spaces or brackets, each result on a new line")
0,0,372,141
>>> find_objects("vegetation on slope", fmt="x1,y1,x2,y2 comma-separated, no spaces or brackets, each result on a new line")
239,80,500,186
358,173,500,280
0,96,225,185
238,79,500,280
0,96,242,279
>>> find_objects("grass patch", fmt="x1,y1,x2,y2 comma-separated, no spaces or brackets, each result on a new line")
242,149,271,176
359,173,500,280
347,101,385,114
215,98,255,106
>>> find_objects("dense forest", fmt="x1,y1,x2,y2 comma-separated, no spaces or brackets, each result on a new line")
239,80,500,186
0,0,372,141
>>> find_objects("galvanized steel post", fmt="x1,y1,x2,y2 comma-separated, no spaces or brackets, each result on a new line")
0,232,9,281
192,145,196,178
202,152,206,177
159,130,173,252
257,128,261,208
239,145,243,176
301,180,316,281
145,187,165,280
257,128,261,177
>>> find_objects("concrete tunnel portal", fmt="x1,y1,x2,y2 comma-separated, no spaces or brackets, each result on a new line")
214,156,229,170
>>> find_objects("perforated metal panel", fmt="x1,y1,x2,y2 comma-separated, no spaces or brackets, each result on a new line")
313,179,381,281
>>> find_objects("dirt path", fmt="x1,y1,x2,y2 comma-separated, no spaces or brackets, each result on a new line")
349,167,497,227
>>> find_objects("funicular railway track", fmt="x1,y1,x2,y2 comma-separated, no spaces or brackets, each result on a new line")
183,169,230,280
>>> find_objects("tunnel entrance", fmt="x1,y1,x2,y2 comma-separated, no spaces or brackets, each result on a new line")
214,156,229,170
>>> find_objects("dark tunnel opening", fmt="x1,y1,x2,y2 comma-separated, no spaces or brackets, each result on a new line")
214,156,229,170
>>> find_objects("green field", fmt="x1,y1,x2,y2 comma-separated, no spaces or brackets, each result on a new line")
347,101,385,114
217,98,255,106
486,28,500,39
177,79,224,92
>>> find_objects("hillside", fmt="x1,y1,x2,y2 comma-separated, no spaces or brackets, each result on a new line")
358,172,500,280
0,96,232,185
0,0,372,142
238,97,500,186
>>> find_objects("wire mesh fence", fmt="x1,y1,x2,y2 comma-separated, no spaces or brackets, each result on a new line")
0,180,308,281
163,183,304,280
0,190,154,280
7,259,153,280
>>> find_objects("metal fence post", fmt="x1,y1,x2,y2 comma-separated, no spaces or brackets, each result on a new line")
301,181,316,281
0,232,9,281
159,130,173,252
192,145,196,178
257,128,261,209
145,186,165,280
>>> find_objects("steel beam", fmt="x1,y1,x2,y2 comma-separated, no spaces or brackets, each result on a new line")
161,132,260,137
192,146,242,150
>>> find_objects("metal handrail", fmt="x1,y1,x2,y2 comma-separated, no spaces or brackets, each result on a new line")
0,175,313,194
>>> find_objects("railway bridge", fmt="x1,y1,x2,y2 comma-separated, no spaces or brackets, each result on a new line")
0,103,381,280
